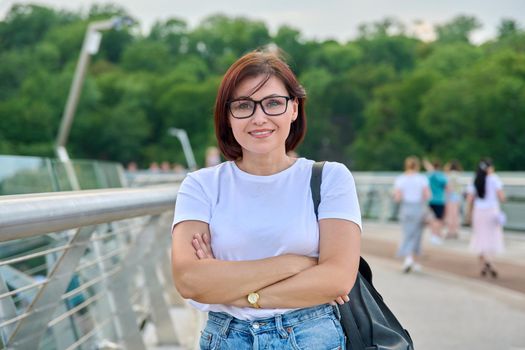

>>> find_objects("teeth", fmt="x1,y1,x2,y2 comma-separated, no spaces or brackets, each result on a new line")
251,130,272,136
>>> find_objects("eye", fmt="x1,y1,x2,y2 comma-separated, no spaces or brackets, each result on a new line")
231,100,253,110
263,98,285,108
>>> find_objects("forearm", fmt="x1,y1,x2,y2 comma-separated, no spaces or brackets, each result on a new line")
230,220,361,309
173,254,315,304
229,261,357,309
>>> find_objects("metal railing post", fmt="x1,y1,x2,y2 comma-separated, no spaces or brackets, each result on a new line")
0,273,17,346
6,226,96,348
138,216,179,345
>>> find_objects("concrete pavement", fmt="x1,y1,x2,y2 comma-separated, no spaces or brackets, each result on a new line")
362,221,525,294
362,222,525,350
367,256,525,350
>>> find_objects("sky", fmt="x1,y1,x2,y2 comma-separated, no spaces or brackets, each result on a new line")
1,0,525,43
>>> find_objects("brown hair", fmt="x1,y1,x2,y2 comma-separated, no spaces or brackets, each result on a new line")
404,156,420,171
214,49,307,160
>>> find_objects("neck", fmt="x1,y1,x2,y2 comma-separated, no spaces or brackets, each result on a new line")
235,153,296,176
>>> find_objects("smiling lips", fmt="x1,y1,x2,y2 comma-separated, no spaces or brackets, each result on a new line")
249,129,274,138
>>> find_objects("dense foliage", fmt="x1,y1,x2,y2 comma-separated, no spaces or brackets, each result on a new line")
1,4,524,170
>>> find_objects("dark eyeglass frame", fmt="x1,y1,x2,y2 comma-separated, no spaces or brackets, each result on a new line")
227,95,293,119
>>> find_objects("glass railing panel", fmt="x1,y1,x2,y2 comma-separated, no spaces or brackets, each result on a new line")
0,155,57,195
0,155,125,195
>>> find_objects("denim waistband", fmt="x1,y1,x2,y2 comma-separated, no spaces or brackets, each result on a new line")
207,304,340,337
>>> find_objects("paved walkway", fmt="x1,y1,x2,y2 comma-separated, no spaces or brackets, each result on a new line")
362,222,525,294
367,256,525,350
362,222,525,350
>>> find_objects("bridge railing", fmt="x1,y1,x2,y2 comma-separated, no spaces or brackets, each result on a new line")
0,185,187,350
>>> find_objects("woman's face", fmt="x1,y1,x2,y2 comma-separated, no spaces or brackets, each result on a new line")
228,75,298,159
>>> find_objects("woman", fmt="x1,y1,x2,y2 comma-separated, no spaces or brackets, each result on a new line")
394,156,430,273
422,158,447,245
171,50,362,349
467,158,505,278
444,159,463,239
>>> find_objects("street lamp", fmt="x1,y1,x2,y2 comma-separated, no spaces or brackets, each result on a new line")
168,128,197,171
55,17,133,190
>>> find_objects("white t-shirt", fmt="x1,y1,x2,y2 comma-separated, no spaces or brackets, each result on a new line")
172,158,362,320
467,174,503,209
394,173,429,203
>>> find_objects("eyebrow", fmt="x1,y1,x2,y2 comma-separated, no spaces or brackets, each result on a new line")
231,93,283,100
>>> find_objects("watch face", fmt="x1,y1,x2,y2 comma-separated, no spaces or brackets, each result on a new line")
248,293,259,303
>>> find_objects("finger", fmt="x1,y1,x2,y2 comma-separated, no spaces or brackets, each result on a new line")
203,232,211,245
335,297,345,305
202,233,215,258
196,249,207,259
192,238,202,253
194,233,210,256
343,295,349,303
329,300,336,306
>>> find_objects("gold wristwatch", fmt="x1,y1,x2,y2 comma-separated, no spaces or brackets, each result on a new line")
247,292,261,308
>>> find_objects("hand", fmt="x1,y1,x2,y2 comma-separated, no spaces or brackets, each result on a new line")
192,232,215,259
329,294,349,306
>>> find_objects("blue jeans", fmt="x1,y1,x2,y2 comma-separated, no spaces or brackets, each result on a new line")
199,304,346,350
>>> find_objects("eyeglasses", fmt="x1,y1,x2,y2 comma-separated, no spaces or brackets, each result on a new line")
227,95,292,119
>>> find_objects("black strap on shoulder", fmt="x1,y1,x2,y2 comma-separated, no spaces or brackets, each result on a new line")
310,161,326,219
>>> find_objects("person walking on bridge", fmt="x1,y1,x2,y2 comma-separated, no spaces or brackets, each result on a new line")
171,49,361,349
467,158,506,278
423,158,448,245
394,156,430,273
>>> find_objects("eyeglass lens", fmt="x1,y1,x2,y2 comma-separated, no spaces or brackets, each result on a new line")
229,96,289,119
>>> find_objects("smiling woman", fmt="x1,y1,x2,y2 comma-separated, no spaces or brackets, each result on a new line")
227,76,298,167
170,48,362,349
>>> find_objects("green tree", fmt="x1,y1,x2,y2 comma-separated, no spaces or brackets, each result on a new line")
436,15,482,43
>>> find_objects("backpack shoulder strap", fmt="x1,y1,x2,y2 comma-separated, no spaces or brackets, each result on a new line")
310,161,326,219
310,161,374,286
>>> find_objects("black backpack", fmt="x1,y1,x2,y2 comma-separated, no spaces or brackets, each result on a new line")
311,161,414,350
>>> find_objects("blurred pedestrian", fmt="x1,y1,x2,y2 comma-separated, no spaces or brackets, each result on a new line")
423,158,448,245
205,146,221,167
444,159,463,239
394,156,430,273
149,162,160,172
161,161,171,172
172,163,186,174
467,158,506,278
126,161,138,172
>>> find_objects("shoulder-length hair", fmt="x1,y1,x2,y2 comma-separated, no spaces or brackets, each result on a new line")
214,49,307,160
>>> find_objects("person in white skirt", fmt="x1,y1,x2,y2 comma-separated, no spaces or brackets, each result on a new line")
466,158,506,278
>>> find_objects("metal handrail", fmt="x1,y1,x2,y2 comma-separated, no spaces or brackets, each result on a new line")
0,185,179,241
0,185,183,349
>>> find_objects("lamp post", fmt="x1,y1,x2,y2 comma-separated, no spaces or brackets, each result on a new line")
168,128,197,171
55,17,132,190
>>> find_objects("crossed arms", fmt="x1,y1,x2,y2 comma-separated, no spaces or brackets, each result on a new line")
171,219,361,309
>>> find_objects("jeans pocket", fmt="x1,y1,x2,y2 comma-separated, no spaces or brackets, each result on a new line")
199,329,221,350
288,315,344,350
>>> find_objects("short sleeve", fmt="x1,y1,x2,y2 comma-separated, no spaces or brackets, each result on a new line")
394,176,403,189
317,162,362,232
492,175,503,190
171,173,211,232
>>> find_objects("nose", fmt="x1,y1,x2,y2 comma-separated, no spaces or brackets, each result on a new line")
251,102,268,124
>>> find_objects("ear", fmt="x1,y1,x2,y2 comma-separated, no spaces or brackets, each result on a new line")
291,98,299,122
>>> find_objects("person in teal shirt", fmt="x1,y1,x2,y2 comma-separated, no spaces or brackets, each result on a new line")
424,159,448,245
